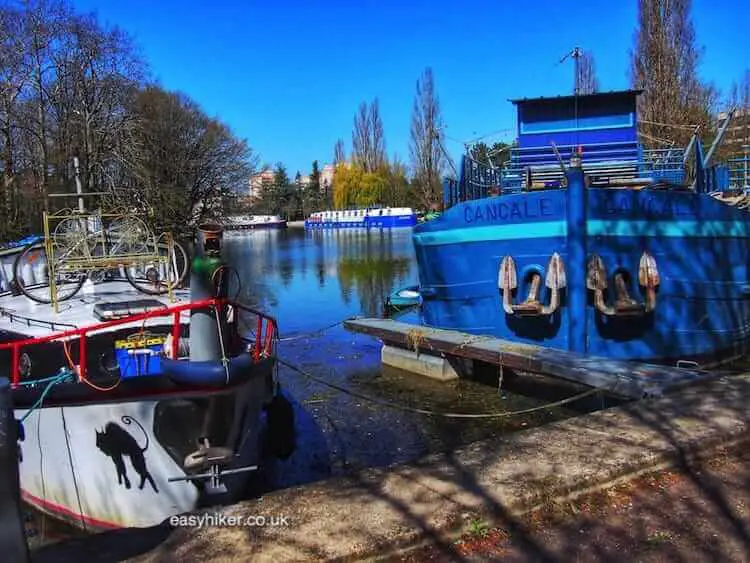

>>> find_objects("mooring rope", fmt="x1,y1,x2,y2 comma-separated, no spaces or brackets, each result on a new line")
276,357,599,419
276,319,348,342
637,118,699,131
275,306,415,343
18,369,75,422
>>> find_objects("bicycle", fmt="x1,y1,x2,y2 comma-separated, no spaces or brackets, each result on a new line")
12,211,189,304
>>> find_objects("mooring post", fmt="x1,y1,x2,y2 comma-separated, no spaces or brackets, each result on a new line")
0,378,30,562
566,151,587,355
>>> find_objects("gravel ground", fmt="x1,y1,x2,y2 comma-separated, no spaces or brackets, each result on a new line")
396,445,750,562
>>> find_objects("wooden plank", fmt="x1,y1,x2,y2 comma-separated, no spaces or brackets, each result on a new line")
344,319,716,399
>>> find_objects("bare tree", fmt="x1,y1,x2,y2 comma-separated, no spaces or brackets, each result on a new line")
351,101,371,171
333,137,345,165
369,97,386,170
117,86,257,239
0,5,27,227
0,0,252,240
409,67,447,210
351,98,385,172
631,0,715,147
578,51,598,95
727,70,750,156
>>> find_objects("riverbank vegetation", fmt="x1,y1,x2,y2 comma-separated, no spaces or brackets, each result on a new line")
0,0,255,241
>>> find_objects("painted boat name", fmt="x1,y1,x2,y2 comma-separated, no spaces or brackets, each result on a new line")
602,194,697,217
464,199,553,223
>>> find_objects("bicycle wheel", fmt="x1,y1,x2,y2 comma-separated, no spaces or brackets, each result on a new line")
107,216,151,255
125,240,189,295
53,216,94,262
12,242,86,303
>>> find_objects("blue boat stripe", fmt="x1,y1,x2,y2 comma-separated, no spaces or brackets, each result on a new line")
588,220,750,238
414,221,566,245
414,220,750,246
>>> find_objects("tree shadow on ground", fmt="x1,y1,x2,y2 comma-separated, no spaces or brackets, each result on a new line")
31,373,750,562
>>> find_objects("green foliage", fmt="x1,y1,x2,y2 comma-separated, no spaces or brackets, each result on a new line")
333,162,412,210
117,86,255,241
309,160,321,192
469,142,511,168
467,518,489,538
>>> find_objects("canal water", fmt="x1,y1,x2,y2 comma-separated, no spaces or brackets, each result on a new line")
222,227,608,493
25,225,612,546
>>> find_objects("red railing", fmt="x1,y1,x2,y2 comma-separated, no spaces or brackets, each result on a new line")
0,297,278,387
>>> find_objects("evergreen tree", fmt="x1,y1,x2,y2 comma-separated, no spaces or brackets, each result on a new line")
309,160,321,192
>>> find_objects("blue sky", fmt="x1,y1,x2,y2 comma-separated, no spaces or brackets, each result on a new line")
74,0,748,175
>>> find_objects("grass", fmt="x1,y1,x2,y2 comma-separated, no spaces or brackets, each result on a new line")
467,518,490,538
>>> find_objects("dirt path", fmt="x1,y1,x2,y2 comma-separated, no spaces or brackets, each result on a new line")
396,447,750,562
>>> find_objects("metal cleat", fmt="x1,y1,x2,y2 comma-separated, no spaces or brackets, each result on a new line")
499,253,566,316
540,252,566,315
498,256,519,315
613,273,644,315
638,251,659,313
586,254,608,292
587,252,659,317
167,438,257,494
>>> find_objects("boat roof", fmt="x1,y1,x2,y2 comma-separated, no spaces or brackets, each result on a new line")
0,281,191,339
509,89,643,105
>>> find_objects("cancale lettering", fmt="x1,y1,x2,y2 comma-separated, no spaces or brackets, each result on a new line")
603,193,697,217
464,198,554,224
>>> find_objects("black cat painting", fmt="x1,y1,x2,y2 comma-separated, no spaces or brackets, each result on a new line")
95,415,159,493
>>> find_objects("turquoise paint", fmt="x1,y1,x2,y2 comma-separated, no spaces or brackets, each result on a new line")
414,220,750,247
520,112,634,135
414,221,566,246
588,220,750,238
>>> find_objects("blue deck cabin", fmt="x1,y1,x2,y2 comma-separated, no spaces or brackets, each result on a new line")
512,90,639,164
445,89,687,206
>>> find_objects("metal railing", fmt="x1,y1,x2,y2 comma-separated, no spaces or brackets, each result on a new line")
728,154,750,189
443,142,692,206
0,297,278,386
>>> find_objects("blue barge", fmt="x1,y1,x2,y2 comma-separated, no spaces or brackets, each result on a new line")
413,89,747,367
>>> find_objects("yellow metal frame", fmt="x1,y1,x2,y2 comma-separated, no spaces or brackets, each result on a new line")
43,210,176,312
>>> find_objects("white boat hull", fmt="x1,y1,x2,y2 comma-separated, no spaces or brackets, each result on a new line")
16,372,272,530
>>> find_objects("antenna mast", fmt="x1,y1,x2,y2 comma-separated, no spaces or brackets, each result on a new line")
559,46,583,153
559,46,582,95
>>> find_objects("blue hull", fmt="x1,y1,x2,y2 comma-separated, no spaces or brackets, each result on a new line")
305,214,417,229
413,185,750,365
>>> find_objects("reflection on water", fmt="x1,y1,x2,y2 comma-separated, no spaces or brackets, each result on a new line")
221,227,604,494
25,227,601,547
223,228,417,333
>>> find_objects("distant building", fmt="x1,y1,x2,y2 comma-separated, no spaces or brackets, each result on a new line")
320,163,334,192
718,108,750,156
297,163,336,193
248,168,274,199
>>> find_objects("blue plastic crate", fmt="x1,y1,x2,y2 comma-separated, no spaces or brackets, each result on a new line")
114,335,166,378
